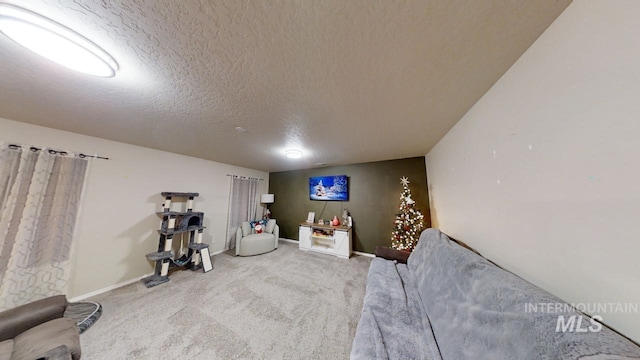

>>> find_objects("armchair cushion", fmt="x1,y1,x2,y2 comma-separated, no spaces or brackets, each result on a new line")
0,295,67,342
250,219,267,229
265,219,276,234
241,222,251,237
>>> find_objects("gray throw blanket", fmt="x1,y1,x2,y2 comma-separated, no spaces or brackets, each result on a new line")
408,229,640,360
352,229,640,359
351,258,441,360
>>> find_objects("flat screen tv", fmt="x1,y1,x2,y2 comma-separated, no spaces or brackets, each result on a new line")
309,175,348,201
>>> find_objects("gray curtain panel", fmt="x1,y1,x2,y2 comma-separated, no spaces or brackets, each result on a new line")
0,145,88,310
226,177,259,249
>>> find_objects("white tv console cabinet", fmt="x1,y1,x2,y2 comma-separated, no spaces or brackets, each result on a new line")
299,222,352,259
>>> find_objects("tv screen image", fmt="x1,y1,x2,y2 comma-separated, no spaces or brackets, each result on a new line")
309,175,348,201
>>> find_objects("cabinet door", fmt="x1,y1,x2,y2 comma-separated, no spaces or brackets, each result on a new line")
334,230,350,258
299,226,311,250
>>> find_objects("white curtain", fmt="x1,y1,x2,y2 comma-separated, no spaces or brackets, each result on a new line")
226,177,259,249
0,145,88,310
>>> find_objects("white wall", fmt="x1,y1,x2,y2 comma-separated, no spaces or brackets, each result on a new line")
0,117,268,298
426,0,640,342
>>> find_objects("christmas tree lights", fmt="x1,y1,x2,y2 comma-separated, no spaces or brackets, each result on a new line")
390,177,425,251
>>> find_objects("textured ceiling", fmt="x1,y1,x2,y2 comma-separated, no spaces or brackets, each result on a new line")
0,0,571,172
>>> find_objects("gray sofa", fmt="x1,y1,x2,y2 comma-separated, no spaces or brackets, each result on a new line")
0,295,80,360
352,229,640,360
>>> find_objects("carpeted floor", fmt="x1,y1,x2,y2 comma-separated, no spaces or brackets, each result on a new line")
81,242,372,359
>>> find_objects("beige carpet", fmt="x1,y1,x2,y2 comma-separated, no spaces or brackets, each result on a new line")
81,242,372,359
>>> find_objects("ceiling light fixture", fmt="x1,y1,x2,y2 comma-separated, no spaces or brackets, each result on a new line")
0,3,118,77
285,149,303,159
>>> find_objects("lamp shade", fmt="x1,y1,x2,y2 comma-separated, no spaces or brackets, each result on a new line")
260,194,274,204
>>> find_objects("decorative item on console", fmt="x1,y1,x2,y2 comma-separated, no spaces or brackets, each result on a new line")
342,209,349,226
306,212,315,223
332,216,340,226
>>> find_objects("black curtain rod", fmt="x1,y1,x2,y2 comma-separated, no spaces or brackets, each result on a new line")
8,144,109,160
226,174,263,181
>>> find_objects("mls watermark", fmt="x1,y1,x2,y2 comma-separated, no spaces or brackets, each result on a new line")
524,302,639,333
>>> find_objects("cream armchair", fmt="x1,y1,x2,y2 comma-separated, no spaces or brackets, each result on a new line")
235,219,279,256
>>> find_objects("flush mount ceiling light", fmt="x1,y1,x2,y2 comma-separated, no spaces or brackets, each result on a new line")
285,149,303,159
0,3,118,77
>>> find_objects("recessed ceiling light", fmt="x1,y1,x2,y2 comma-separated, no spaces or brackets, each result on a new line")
285,149,303,159
0,4,118,77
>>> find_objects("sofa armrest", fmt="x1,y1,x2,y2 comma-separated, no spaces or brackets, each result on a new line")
0,295,68,341
273,224,279,249
235,227,243,256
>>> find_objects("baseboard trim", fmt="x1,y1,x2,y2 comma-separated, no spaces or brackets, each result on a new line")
69,272,153,302
211,248,227,256
353,250,375,258
70,249,229,302
279,238,298,244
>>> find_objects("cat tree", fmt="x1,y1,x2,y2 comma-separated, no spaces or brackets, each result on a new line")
143,192,212,288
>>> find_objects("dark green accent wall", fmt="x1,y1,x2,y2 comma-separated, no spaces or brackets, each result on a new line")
268,157,430,254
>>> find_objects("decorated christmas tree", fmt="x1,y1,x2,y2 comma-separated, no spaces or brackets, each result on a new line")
391,177,425,251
